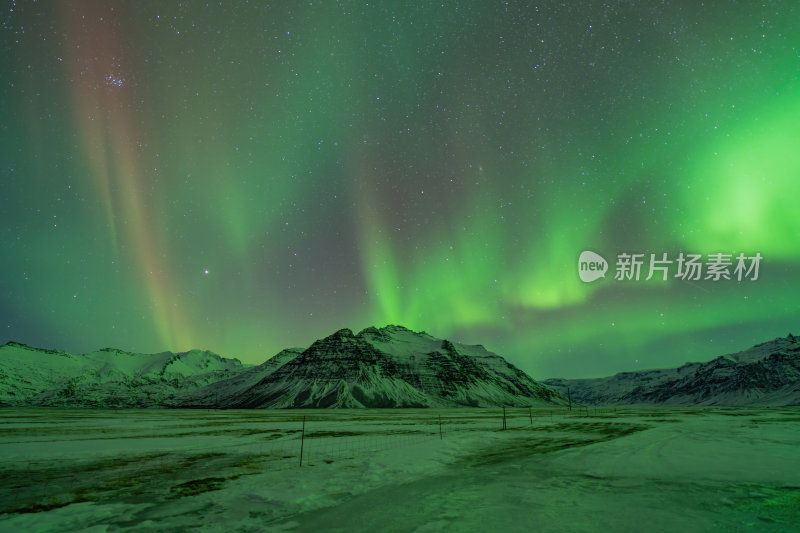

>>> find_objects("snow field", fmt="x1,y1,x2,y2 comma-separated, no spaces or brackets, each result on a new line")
0,407,797,532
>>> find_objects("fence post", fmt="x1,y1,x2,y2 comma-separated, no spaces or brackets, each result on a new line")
439,415,442,440
529,407,532,425
502,407,507,430
299,416,306,467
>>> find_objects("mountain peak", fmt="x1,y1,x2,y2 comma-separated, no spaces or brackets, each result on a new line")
1,342,65,355
380,324,413,333
3,341,27,348
99,347,133,355
356,325,445,346
358,326,381,335
331,328,356,339
177,348,221,358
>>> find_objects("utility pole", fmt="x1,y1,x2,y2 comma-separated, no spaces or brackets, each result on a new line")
299,416,306,466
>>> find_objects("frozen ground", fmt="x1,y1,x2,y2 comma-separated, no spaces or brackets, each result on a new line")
0,407,798,532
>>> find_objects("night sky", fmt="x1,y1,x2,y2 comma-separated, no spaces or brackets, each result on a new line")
2,1,798,379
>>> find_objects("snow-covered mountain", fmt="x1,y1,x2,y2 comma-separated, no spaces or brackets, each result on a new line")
177,325,567,408
1,326,566,408
8,330,798,409
0,342,248,407
169,348,303,408
544,334,800,406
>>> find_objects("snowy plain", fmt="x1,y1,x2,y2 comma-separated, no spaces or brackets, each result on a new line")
0,407,798,532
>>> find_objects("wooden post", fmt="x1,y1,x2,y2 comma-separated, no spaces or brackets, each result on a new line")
438,415,442,440
299,416,306,467
502,407,507,430
529,407,533,425
567,387,572,412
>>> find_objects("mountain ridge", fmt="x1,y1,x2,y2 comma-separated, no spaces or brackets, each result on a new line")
0,341,248,407
543,333,800,406
0,325,566,408
6,329,796,408
187,325,566,408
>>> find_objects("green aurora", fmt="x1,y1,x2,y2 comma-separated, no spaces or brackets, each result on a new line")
1,1,798,378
